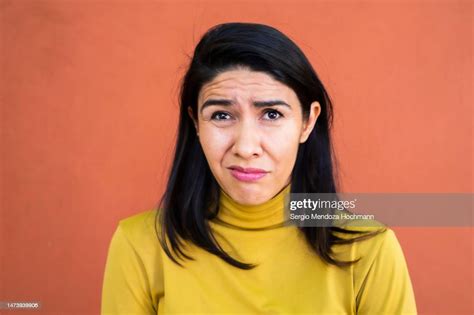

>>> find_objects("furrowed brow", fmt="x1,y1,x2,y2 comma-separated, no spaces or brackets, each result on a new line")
200,99,290,114
253,100,291,108
200,99,235,114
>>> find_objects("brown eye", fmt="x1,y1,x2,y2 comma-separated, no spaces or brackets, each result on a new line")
263,109,283,120
211,112,232,121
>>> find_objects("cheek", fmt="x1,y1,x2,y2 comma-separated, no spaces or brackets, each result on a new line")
263,125,301,170
198,126,231,166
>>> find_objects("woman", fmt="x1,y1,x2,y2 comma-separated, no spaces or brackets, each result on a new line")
101,22,417,314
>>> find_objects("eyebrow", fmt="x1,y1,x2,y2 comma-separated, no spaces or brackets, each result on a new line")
200,99,291,114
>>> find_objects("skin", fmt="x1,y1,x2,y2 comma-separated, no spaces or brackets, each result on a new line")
188,67,320,205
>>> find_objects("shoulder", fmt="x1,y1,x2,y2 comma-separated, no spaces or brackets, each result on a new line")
344,218,400,258
357,227,407,269
118,209,157,233
103,209,165,312
115,209,161,252
341,223,410,287
331,217,402,265
352,227,400,263
332,216,388,244
343,225,417,314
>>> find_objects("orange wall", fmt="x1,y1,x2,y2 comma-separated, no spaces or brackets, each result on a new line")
1,1,472,314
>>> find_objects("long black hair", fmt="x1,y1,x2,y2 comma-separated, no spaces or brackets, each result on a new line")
155,22,385,270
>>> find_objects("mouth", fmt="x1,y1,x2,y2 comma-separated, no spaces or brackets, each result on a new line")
228,165,268,182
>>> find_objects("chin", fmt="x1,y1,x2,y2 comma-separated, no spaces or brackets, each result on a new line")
228,185,270,205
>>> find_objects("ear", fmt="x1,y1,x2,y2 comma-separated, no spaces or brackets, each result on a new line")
299,101,321,143
187,106,199,134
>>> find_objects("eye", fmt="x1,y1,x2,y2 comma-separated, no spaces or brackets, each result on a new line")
262,109,283,121
211,111,232,121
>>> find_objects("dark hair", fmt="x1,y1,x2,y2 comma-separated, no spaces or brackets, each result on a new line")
155,22,385,270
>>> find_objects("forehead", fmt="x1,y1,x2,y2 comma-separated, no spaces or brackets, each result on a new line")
198,69,297,103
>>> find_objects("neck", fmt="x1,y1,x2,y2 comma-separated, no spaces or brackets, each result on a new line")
213,184,292,230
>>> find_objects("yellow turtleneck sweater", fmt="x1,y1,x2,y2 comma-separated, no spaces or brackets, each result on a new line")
101,185,417,314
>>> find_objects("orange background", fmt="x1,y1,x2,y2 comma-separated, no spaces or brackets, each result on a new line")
1,0,472,314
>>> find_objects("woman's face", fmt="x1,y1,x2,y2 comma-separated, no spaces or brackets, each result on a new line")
189,68,320,205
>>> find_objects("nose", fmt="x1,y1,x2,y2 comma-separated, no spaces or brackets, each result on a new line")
231,119,263,159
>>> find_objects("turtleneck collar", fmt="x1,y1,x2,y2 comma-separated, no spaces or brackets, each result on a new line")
212,184,292,230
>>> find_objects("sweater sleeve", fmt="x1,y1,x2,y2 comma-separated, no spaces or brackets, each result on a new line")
355,229,417,315
101,223,156,315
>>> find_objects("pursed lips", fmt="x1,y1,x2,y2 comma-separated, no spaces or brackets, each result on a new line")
228,165,268,173
227,166,268,182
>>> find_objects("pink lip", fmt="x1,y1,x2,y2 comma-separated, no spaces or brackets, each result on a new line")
228,166,268,182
